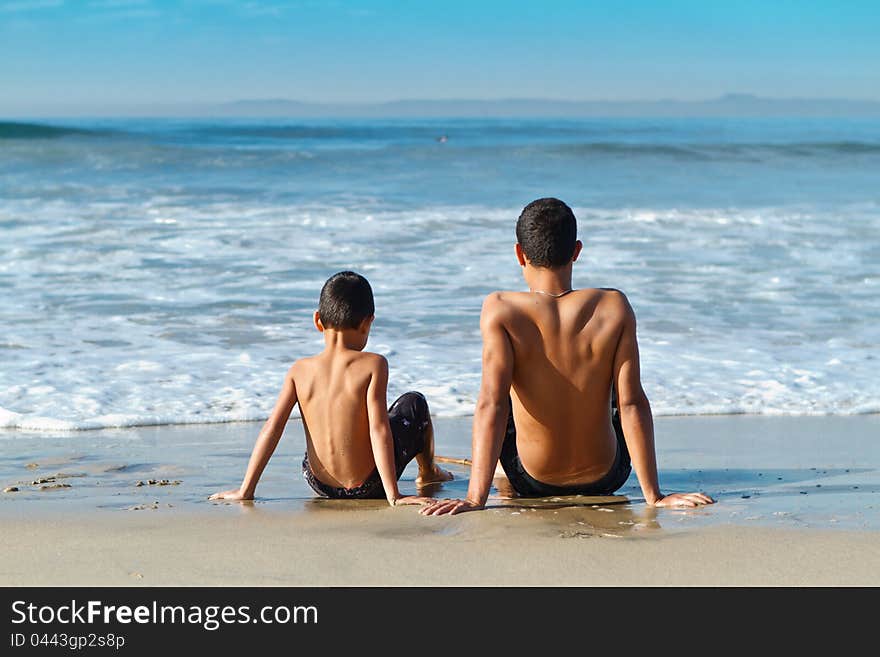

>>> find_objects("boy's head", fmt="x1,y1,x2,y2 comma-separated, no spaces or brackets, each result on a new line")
515,197,581,269
316,271,375,331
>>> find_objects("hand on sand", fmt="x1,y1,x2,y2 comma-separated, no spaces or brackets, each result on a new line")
419,498,484,516
651,492,714,508
208,488,253,501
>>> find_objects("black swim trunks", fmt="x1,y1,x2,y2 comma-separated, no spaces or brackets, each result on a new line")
302,391,431,499
499,389,632,497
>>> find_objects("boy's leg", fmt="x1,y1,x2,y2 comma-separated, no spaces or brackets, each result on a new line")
387,392,453,486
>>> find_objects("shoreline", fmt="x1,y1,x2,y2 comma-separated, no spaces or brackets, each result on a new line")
4,409,880,435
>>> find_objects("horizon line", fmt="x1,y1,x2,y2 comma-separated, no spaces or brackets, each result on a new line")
5,94,880,120
5,93,880,108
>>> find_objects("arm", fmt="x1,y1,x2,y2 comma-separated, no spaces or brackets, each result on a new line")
422,295,514,515
366,356,403,506
366,356,432,507
209,365,298,501
612,294,713,508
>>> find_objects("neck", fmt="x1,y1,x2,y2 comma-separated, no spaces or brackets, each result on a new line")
323,328,366,352
523,264,574,296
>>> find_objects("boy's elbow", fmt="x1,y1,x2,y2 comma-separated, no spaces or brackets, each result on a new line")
369,423,393,445
618,389,650,413
475,395,507,420
261,418,281,437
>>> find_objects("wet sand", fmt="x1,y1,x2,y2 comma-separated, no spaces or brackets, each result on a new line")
1,414,878,585
1,507,879,586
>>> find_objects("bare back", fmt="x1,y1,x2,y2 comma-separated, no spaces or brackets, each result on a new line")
492,288,628,486
291,350,384,488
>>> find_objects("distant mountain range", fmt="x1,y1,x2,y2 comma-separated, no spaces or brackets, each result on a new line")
208,94,880,118
206,94,880,118
5,94,880,118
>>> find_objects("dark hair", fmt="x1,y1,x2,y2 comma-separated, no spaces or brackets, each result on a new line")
318,271,375,329
515,198,578,268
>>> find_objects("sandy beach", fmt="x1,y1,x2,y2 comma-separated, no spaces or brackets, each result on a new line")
1,414,878,586
2,507,879,586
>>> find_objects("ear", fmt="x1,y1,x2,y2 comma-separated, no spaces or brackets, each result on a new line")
571,240,583,263
358,315,375,333
515,243,527,267
313,311,324,333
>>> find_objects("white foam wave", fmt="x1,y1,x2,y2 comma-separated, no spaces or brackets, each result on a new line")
1,199,879,432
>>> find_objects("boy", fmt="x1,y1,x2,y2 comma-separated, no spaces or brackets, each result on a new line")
421,198,714,515
210,271,452,505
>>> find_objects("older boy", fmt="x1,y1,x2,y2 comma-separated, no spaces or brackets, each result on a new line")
422,198,714,515
211,271,451,505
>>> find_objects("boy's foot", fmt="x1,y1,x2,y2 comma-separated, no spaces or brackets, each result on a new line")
416,465,454,486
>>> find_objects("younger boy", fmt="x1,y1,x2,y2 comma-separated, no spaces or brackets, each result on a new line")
210,271,452,505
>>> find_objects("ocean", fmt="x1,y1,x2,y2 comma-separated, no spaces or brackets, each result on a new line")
1,117,878,431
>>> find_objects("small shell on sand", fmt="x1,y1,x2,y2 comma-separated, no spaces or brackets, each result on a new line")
3,486,19,493
25,463,39,470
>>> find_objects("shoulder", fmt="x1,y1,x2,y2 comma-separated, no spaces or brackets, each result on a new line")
360,351,389,376
287,358,304,379
289,354,324,382
480,291,518,331
480,290,524,318
596,287,633,310
284,360,306,392
362,353,389,392
481,290,506,311
596,288,636,325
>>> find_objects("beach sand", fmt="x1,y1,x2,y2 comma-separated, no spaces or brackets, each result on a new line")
1,414,878,586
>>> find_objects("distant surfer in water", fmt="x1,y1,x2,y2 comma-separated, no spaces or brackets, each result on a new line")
436,134,448,143
422,198,715,514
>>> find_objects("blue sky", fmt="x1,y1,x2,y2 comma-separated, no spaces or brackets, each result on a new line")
1,0,878,111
